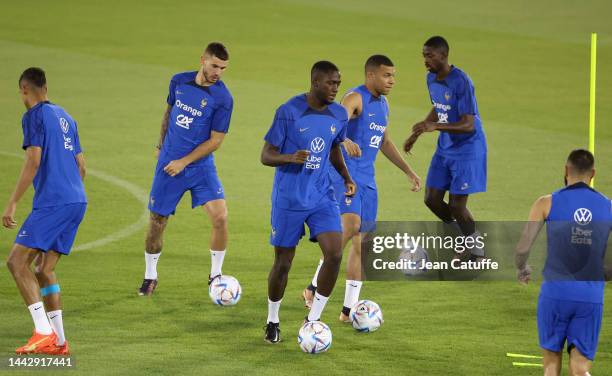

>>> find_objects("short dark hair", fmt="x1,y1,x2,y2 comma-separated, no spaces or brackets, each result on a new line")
205,42,229,60
311,60,339,78
567,149,595,173
19,67,46,88
424,36,449,53
365,55,394,72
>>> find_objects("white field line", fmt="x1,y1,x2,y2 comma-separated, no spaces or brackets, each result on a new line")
0,150,148,253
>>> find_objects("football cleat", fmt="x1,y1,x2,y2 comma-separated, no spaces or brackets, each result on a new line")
15,331,57,354
40,341,70,355
138,279,158,296
264,322,281,344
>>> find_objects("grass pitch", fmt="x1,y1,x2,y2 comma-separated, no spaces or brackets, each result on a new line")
0,1,611,374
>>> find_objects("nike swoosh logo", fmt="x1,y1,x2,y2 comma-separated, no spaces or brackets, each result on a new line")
34,306,42,310
349,284,358,288
18,235,28,237
368,113,375,116
49,315,58,320
299,128,309,132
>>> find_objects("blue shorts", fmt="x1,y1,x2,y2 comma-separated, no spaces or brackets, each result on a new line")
148,161,224,217
332,181,377,232
537,295,603,361
15,203,87,255
426,154,486,195
270,201,342,248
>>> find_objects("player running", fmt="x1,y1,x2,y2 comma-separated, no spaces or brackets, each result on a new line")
3,67,87,355
261,61,356,343
515,149,611,376
139,42,234,296
302,55,422,321
404,36,487,260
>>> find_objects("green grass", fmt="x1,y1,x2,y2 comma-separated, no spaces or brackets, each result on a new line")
0,0,611,374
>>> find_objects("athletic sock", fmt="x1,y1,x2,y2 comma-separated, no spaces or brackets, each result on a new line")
343,280,363,311
267,298,281,324
47,310,65,345
144,252,160,280
311,259,323,288
210,249,226,277
28,302,52,335
308,292,329,321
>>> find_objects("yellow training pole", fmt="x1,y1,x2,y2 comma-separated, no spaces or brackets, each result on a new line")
589,33,597,188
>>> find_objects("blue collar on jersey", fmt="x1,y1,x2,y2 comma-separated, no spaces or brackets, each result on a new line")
368,94,382,103
302,107,334,117
562,182,594,192
27,100,51,113
432,65,457,85
186,80,212,93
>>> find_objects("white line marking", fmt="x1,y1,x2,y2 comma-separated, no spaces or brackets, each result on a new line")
0,150,148,252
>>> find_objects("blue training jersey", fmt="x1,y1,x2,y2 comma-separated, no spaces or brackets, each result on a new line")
542,182,612,304
330,85,389,189
427,66,487,159
264,94,348,210
21,101,87,209
160,71,233,168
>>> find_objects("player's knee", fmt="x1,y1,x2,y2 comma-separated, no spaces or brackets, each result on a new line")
323,251,343,267
210,209,228,229
6,257,18,274
448,201,467,217
34,266,54,282
150,212,168,228
346,222,360,238
273,258,292,276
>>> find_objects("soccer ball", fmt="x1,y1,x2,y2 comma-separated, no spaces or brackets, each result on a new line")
208,275,241,306
298,321,332,354
398,244,430,276
350,300,383,332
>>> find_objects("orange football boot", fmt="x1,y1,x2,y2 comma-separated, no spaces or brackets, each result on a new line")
15,331,57,354
40,341,70,355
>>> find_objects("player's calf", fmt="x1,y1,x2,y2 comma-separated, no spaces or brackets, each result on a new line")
569,347,592,376
145,213,168,254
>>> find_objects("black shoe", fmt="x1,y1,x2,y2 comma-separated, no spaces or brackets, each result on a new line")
208,274,221,286
138,279,158,296
264,322,281,344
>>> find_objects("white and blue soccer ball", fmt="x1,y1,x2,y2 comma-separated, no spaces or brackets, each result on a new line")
350,300,383,333
208,275,241,306
398,244,430,276
298,321,332,354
